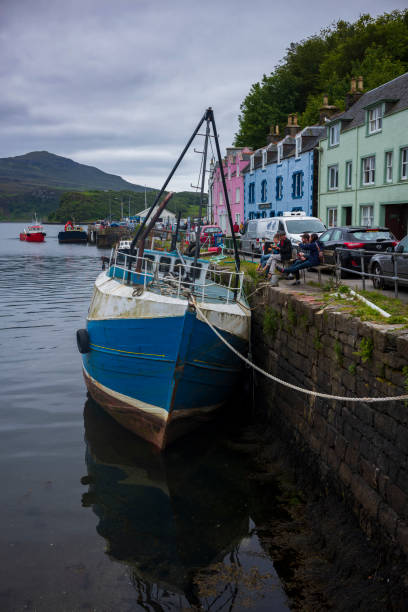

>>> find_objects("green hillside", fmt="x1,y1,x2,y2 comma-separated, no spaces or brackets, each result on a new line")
49,190,205,223
0,151,149,220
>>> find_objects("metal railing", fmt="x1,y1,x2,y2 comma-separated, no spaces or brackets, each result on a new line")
108,249,245,304
333,248,408,298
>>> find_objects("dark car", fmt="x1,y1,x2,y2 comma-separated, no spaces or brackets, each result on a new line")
369,234,408,288
318,226,398,276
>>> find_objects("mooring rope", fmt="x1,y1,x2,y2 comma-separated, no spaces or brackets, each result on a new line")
192,299,408,403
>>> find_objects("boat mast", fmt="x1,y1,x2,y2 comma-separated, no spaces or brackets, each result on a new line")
208,109,240,272
192,114,211,268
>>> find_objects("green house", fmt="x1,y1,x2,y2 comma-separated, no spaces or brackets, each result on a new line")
318,73,408,239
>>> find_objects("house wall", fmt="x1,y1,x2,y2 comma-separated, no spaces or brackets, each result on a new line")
244,150,315,221
319,107,408,236
212,155,249,233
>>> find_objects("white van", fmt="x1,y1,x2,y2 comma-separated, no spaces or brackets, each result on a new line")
241,212,326,253
264,212,326,247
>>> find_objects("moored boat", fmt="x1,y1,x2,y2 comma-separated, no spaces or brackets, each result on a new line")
19,216,46,242
77,108,248,450
58,220,87,243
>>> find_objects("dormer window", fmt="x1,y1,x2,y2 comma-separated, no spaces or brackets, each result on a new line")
295,135,301,158
228,166,231,180
277,144,283,164
368,105,382,134
250,154,254,173
236,162,240,177
262,149,267,170
329,123,340,147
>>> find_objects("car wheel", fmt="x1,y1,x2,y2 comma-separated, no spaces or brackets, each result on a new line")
372,263,384,289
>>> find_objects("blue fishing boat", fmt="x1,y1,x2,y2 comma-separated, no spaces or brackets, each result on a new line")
77,108,249,449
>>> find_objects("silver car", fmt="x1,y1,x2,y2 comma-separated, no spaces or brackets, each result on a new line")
369,235,408,288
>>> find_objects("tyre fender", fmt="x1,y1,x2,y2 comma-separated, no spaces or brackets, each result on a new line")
76,328,90,354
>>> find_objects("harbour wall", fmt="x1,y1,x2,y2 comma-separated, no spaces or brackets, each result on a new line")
250,285,408,559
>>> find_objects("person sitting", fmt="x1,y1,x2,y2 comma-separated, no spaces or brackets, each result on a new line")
263,231,292,285
257,239,274,270
279,233,320,285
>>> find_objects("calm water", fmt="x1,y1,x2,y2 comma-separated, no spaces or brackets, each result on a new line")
0,223,289,611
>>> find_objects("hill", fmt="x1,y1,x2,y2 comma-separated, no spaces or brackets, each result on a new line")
0,151,149,220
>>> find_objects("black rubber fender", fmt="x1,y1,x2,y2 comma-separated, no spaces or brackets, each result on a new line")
76,328,90,354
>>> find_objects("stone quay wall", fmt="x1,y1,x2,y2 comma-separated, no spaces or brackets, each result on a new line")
251,285,408,558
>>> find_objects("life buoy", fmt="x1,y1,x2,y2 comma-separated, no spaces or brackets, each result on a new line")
76,329,90,354
65,221,74,231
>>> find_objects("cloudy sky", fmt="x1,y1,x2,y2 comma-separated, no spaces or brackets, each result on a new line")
1,0,406,191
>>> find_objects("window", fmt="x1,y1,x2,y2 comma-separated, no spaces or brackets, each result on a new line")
250,154,254,173
219,191,223,205
248,182,255,204
385,152,393,183
328,165,338,190
295,135,301,158
261,180,267,202
362,156,375,185
276,176,283,200
368,105,382,134
277,144,283,164
345,161,352,188
236,163,240,177
228,166,231,180
262,149,267,169
235,187,240,203
401,148,408,180
235,213,240,224
360,205,374,227
292,171,303,198
327,208,338,227
329,123,340,147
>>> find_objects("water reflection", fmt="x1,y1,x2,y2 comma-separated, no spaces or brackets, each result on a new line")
82,399,288,611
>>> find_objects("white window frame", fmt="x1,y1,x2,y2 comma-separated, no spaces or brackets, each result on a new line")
295,135,302,158
235,213,240,224
219,191,223,205
361,205,374,227
385,151,393,183
328,165,339,190
368,105,382,134
401,148,408,180
228,166,231,180
277,144,283,164
236,162,240,177
235,187,240,203
276,176,283,200
345,161,352,188
327,207,338,228
262,149,267,170
362,156,375,185
329,123,340,147
250,154,254,173
293,172,302,198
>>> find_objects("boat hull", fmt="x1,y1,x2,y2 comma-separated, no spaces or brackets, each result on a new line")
58,230,87,243
20,232,45,242
81,278,249,449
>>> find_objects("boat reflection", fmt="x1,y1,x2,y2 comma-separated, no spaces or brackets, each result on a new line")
82,398,282,610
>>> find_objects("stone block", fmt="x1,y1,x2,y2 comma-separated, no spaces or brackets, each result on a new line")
378,472,390,499
396,520,408,556
386,483,408,515
339,461,353,487
378,503,398,538
351,473,381,519
397,469,408,496
394,425,408,452
345,444,360,470
374,411,397,443
360,457,378,489
335,434,347,461
354,403,374,426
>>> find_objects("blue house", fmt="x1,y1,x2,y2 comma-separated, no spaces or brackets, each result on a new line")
243,116,325,221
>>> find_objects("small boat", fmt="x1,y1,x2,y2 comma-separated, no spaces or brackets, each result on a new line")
58,220,88,243
19,215,46,242
77,108,248,450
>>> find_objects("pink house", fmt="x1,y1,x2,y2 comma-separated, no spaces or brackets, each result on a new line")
209,146,252,234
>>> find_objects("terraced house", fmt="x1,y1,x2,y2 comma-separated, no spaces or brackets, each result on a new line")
319,73,408,239
243,116,324,221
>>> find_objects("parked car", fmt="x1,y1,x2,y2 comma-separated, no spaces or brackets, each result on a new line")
240,218,271,253
369,234,408,288
319,226,398,275
196,225,224,246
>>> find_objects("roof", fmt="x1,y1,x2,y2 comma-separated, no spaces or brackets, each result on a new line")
331,72,408,131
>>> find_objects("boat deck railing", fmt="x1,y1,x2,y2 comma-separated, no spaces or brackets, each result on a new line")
108,249,245,304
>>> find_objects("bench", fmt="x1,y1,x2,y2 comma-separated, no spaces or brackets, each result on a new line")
312,249,338,284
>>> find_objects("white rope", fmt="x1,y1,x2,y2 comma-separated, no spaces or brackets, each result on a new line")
193,299,408,403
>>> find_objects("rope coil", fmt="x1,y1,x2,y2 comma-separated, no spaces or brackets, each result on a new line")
192,298,408,404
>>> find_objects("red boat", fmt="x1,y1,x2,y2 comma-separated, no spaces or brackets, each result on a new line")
20,219,46,242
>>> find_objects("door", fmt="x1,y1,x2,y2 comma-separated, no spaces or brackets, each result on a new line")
385,204,408,241
343,207,352,225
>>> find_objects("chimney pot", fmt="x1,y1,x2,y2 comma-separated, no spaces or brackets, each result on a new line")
275,125,279,135
323,94,329,106
357,76,364,91
350,77,356,93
